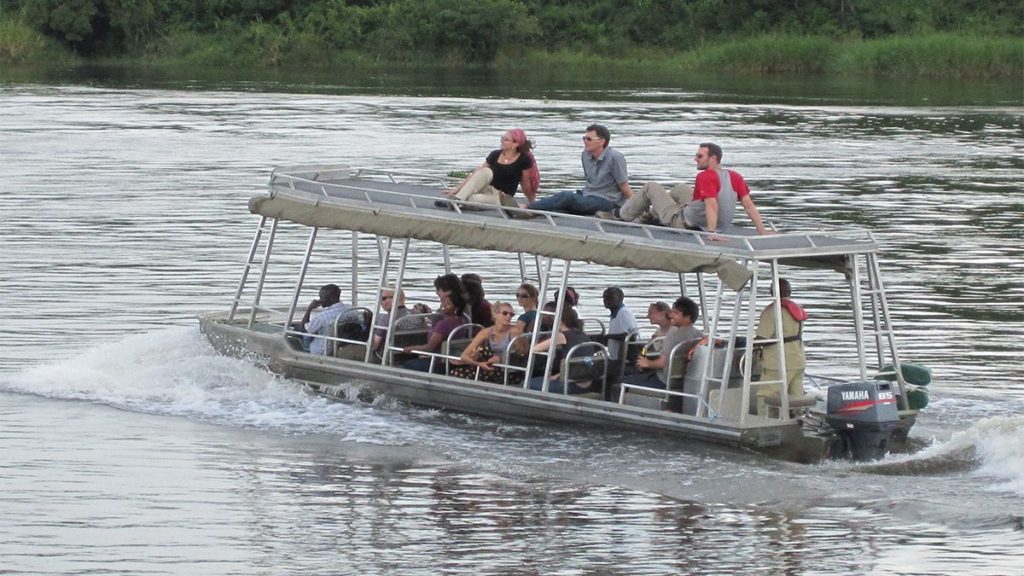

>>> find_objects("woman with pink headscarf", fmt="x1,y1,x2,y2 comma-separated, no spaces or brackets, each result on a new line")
441,128,540,207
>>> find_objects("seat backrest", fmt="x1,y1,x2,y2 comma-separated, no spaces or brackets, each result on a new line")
441,323,483,357
563,341,609,383
580,317,606,337
329,307,372,356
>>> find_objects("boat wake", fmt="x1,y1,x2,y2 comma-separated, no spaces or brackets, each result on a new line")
855,415,1024,496
0,327,434,445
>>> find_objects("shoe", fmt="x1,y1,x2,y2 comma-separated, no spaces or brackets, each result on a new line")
595,209,620,221
435,199,458,209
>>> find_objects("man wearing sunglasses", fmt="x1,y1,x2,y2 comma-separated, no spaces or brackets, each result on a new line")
601,142,770,236
528,124,634,215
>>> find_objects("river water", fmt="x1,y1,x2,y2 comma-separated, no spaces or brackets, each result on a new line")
1,78,1022,575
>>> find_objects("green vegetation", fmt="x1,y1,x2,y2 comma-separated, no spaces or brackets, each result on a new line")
1,0,1021,77
0,12,72,65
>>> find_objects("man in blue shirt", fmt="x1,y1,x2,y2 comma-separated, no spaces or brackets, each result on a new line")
528,124,634,215
302,283,352,355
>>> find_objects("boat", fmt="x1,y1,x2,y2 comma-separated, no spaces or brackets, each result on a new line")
199,165,930,463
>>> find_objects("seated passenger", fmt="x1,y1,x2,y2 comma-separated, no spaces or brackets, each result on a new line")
646,301,673,342
373,287,412,352
512,282,539,336
552,286,579,310
301,283,352,355
527,307,594,394
439,128,539,207
450,301,515,384
623,301,672,375
623,296,701,389
402,276,468,372
461,272,493,327
602,286,637,362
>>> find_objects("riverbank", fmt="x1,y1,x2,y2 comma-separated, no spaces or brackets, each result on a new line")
2,13,1020,80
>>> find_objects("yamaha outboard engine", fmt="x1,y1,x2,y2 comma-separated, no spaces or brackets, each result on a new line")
826,381,901,461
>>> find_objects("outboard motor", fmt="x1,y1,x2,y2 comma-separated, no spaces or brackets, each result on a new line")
826,381,901,461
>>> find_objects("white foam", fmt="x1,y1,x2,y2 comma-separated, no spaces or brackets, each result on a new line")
875,415,1024,496
0,327,430,444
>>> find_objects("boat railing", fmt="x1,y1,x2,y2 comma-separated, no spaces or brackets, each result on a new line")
442,323,485,375
618,384,720,420
580,317,607,337
557,341,610,396
617,337,714,417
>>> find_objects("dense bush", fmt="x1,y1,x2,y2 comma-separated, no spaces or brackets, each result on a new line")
2,0,1021,64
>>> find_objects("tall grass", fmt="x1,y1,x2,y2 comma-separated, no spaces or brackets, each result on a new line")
687,35,839,75
839,34,1024,78
0,15,72,66
686,33,1022,78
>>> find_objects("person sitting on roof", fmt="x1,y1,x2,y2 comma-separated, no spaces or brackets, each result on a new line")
528,124,634,215
527,307,594,394
754,278,809,415
402,275,469,372
461,272,494,327
598,142,771,236
301,283,352,355
623,297,702,390
439,128,540,208
450,301,516,384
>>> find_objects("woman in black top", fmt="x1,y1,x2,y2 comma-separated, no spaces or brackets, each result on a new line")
443,128,540,207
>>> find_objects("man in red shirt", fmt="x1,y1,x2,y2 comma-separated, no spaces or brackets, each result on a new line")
608,142,771,235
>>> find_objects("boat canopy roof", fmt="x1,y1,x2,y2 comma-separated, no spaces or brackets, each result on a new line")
251,166,879,291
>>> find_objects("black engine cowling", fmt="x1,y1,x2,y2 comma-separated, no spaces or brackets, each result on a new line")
826,381,901,461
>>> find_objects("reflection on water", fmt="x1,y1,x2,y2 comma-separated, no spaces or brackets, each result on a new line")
0,83,1022,575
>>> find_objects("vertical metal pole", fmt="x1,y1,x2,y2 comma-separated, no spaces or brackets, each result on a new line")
678,273,686,298
769,263,789,419
442,244,451,274
696,272,709,334
523,257,553,388
248,218,279,329
229,216,266,321
540,260,571,392
714,286,745,420
849,254,869,380
382,238,411,367
869,254,910,410
517,253,527,284
284,227,319,334
697,277,725,416
351,231,359,306
367,237,394,363
735,263,760,422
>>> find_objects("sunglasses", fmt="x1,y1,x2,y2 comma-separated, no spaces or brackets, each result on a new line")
582,136,601,142
516,292,530,298
498,310,514,316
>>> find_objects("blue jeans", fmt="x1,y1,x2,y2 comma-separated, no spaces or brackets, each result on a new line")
623,371,667,389
529,191,616,215
528,376,592,394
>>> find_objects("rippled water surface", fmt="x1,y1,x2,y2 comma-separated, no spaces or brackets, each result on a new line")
1,83,1022,575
